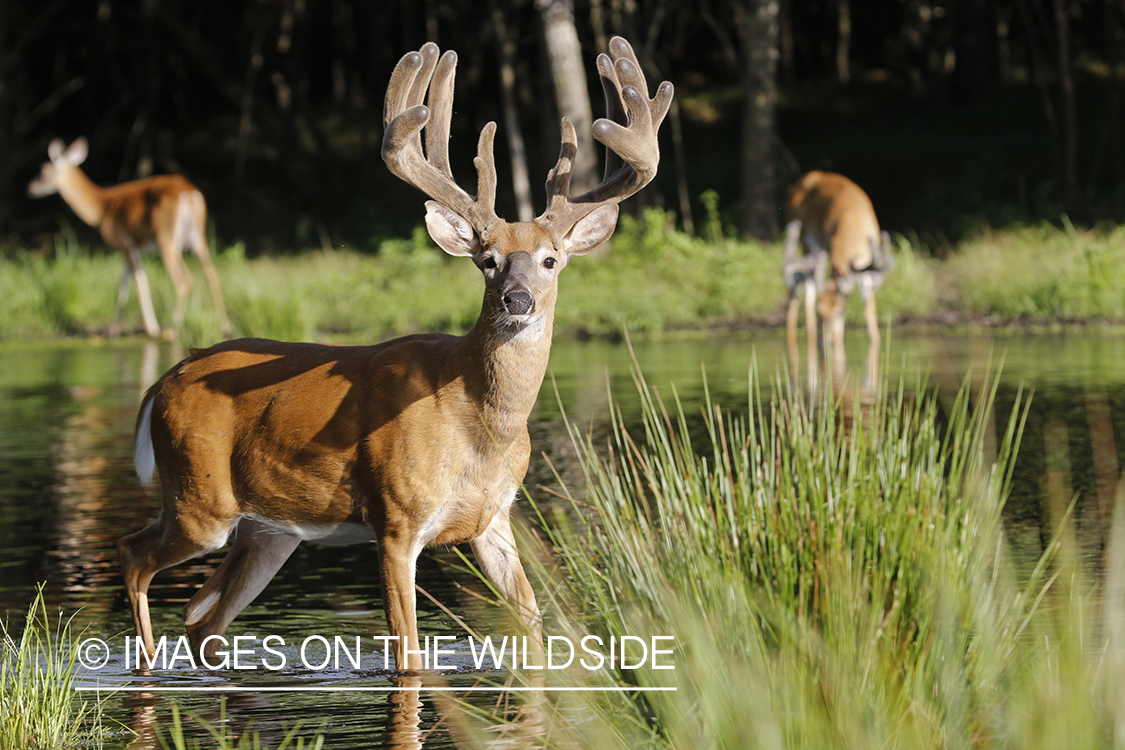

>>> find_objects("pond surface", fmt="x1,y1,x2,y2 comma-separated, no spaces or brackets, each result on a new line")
2,329,1124,747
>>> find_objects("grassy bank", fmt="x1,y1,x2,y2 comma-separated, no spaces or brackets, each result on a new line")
3,212,1124,347
482,363,1125,748
0,586,107,749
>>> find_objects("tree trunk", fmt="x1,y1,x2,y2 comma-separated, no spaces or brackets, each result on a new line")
536,0,598,195
0,0,11,238
1053,0,1081,216
669,99,695,236
836,0,851,83
735,0,780,240
493,6,534,221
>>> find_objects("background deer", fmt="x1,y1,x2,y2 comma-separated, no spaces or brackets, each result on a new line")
117,37,671,671
782,170,893,383
28,138,231,339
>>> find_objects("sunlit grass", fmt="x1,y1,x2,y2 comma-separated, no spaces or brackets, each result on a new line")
1,213,1122,344
0,585,109,750
465,357,1125,747
945,221,1125,321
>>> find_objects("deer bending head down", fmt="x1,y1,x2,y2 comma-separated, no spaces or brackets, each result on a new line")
782,170,893,385
118,38,671,671
28,138,231,339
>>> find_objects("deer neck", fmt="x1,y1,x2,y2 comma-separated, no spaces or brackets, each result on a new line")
454,296,556,444
55,165,106,227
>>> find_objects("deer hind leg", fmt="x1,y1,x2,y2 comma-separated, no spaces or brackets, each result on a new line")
470,507,542,644
183,517,300,661
110,261,131,338
182,191,231,336
118,510,234,659
157,214,193,335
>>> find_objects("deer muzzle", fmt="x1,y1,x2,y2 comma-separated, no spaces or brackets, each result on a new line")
502,289,534,316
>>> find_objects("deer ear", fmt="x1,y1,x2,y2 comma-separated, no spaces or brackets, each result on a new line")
47,139,65,161
64,138,88,166
424,201,480,257
563,205,619,256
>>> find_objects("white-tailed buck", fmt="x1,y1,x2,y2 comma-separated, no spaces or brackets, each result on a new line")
782,170,892,381
118,38,672,671
28,138,231,339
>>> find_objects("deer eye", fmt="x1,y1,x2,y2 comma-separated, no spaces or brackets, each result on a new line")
543,257,557,270
481,256,497,270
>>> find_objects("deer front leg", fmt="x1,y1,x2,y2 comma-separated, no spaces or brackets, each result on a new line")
862,280,881,387
110,261,131,338
785,293,800,383
783,219,802,264
379,532,424,671
120,246,162,338
803,278,819,390
470,508,542,645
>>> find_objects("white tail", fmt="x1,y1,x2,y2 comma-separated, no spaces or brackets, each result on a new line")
134,398,155,489
28,138,231,339
117,37,671,671
782,171,892,383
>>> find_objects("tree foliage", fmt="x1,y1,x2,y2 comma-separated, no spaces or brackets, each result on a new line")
5,0,1125,251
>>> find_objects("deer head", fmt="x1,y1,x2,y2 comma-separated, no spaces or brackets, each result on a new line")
381,37,673,336
28,138,89,197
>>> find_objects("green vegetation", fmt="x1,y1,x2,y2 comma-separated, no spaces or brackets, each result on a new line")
945,221,1125,321
470,361,1125,747
4,212,1125,348
0,587,324,750
0,586,108,749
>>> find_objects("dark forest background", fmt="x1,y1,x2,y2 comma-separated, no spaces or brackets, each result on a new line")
2,0,1122,254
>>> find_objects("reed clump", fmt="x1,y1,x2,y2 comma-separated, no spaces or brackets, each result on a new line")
0,586,108,749
489,362,1125,748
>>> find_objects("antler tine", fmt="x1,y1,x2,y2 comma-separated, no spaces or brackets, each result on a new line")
474,123,499,216
426,49,456,179
382,43,500,235
537,36,674,239
542,117,578,220
596,53,628,181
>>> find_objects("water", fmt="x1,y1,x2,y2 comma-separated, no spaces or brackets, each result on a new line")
2,329,1124,747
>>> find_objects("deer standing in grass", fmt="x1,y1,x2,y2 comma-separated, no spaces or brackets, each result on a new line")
117,38,672,671
28,138,231,339
783,171,893,384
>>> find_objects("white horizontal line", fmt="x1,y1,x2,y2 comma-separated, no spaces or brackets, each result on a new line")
76,685,675,693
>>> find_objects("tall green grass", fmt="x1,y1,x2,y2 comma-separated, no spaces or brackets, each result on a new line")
476,360,1125,747
944,221,1125,321
0,585,107,749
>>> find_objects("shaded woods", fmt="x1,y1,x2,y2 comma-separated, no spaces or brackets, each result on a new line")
3,0,1125,253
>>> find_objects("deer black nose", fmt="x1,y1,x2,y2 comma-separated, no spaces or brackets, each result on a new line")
503,289,534,316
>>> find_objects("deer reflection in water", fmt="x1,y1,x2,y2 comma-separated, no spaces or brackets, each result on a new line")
117,674,547,750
